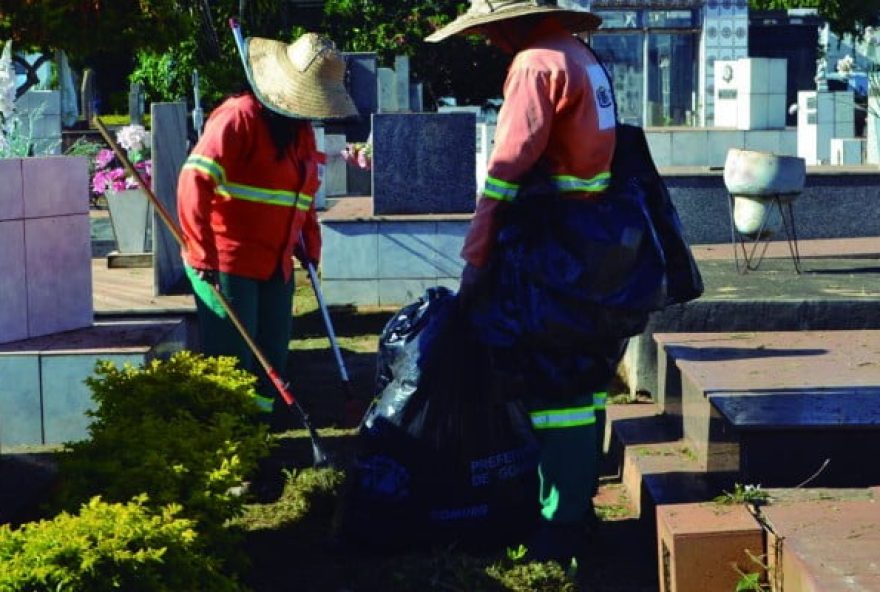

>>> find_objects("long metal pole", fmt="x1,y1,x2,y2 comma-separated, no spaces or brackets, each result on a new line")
94,117,329,467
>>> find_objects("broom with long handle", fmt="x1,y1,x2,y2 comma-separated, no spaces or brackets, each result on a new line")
94,117,330,467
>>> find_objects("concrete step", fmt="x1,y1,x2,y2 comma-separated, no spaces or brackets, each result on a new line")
606,402,734,521
760,487,880,591
653,330,880,485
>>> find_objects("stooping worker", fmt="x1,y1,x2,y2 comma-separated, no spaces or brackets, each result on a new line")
177,33,357,424
426,0,623,565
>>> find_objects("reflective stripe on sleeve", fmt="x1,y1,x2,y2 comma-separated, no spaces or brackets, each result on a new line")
483,175,519,202
530,405,596,430
593,391,608,410
253,394,274,413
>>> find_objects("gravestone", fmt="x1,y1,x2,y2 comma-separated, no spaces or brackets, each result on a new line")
151,102,189,295
394,55,410,112
324,133,348,196
80,68,96,125
342,52,377,143
372,112,476,215
377,68,397,113
128,83,145,126
797,90,854,165
410,83,424,112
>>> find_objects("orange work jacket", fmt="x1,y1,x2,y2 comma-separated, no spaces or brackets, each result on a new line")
462,21,617,267
177,93,324,281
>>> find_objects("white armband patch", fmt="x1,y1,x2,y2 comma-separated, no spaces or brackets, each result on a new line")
586,64,616,131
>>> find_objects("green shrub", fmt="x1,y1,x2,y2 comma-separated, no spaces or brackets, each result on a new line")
0,495,242,592
51,353,272,558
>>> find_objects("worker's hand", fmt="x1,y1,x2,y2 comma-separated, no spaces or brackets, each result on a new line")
458,262,491,309
293,243,319,270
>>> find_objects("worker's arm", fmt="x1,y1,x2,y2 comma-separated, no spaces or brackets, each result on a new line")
461,63,558,268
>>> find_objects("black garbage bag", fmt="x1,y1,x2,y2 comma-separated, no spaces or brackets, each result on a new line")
339,287,540,550
611,123,704,305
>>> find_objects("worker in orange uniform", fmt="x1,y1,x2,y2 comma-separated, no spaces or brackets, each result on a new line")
427,0,620,564
177,33,357,422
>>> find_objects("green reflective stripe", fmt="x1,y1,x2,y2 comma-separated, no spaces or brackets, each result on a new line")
530,405,596,430
552,171,611,193
253,394,274,413
295,192,314,211
484,176,519,202
593,391,608,410
184,155,227,184
222,182,298,207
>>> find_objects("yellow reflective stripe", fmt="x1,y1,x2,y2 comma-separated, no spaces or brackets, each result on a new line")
484,175,519,202
184,155,227,184
593,391,608,410
253,394,274,413
552,171,611,193
222,182,298,207
530,405,596,429
295,192,314,211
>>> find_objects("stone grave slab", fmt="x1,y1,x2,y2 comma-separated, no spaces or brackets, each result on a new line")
761,495,880,591
0,318,187,447
654,330,880,482
372,112,476,215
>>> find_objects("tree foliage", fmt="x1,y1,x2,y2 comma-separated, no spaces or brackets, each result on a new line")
749,0,880,38
321,0,510,107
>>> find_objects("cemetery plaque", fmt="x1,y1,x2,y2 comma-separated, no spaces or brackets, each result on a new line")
372,113,476,215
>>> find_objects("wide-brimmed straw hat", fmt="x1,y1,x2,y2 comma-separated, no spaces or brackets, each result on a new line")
245,33,358,120
426,0,601,43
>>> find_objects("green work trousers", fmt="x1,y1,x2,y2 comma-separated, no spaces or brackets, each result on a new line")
186,266,294,409
528,390,607,525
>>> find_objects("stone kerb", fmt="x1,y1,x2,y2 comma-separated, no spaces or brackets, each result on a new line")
0,156,92,344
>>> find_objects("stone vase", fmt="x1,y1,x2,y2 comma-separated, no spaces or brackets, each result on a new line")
105,188,150,254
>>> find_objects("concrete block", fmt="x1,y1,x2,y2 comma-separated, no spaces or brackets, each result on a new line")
707,130,744,167
743,130,781,154
656,503,764,592
21,156,90,218
670,131,709,166
766,94,787,129
0,356,42,447
831,138,864,165
377,221,438,278
321,279,379,307
323,134,348,197
377,67,397,113
433,222,469,276
645,131,673,167
0,221,28,343
0,159,23,221
320,222,379,280
41,353,147,444
24,215,93,337
378,279,435,307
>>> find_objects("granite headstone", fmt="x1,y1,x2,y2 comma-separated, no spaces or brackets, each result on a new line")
372,112,476,215
151,102,190,295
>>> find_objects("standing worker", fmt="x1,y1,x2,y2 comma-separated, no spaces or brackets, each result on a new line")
177,33,357,424
427,0,623,564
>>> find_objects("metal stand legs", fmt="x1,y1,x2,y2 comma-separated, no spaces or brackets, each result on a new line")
728,193,802,274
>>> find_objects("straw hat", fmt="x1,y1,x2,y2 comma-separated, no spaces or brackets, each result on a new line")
426,0,601,43
245,33,358,120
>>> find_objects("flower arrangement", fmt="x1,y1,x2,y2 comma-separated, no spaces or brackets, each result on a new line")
91,124,152,195
341,141,372,171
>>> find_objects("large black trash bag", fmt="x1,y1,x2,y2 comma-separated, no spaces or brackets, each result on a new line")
339,287,540,550
611,123,704,305
472,173,667,349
